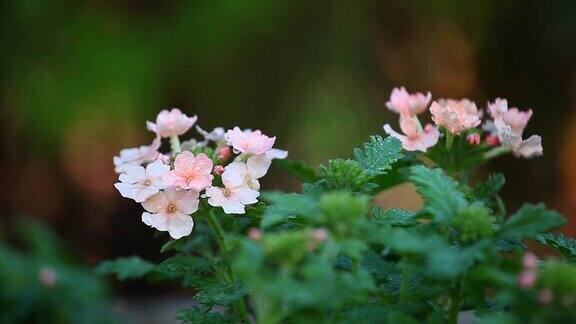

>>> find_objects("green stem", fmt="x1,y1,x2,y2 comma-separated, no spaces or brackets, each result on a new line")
170,136,181,154
204,210,249,322
484,146,510,159
448,279,462,324
399,267,410,304
445,132,454,152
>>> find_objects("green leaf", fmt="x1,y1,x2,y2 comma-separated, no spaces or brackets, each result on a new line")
275,159,318,182
498,204,566,239
155,254,211,277
535,232,576,260
408,166,467,222
177,308,230,324
194,280,248,311
353,135,403,175
261,192,319,229
318,159,376,193
371,207,417,227
95,256,155,281
361,250,398,280
472,173,505,200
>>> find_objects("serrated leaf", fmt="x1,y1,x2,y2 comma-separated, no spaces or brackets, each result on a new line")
261,192,319,229
275,159,318,182
535,232,576,260
408,166,467,222
371,206,417,227
155,254,211,277
194,280,248,311
498,204,566,239
354,136,403,175
472,173,505,200
95,256,155,281
177,308,230,324
361,250,398,280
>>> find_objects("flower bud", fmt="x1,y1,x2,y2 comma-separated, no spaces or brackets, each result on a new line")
248,228,262,240
218,146,232,161
518,270,537,289
312,228,328,242
538,289,553,305
467,133,481,146
523,252,538,270
213,165,225,176
39,266,57,287
486,134,501,146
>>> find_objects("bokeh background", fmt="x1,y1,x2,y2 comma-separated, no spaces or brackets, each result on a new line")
1,0,576,321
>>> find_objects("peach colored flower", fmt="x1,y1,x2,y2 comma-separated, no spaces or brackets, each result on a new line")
494,117,543,158
163,151,214,190
113,137,161,173
430,99,482,134
115,160,170,203
147,108,197,138
226,127,275,155
205,185,259,214
386,87,432,115
141,189,199,239
488,98,533,135
383,115,439,152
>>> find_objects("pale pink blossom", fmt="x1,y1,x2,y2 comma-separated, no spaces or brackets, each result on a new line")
226,127,275,155
221,150,286,190
383,115,440,152
467,133,481,146
386,87,432,115
114,160,170,203
248,228,262,240
494,118,543,158
523,252,539,270
196,126,227,148
518,270,537,289
488,98,533,135
163,151,214,190
430,99,482,134
141,189,199,239
113,137,161,173
39,266,57,287
205,185,259,214
147,108,197,138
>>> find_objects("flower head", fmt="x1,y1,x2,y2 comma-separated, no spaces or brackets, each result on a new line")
494,117,543,158
147,108,197,138
114,160,170,202
386,87,432,115
205,185,259,214
141,189,199,239
113,137,161,173
488,98,533,135
384,115,440,152
163,151,214,190
226,127,275,155
430,99,482,134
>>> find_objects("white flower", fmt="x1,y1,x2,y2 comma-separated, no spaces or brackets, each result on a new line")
205,186,259,214
494,118,543,158
196,126,227,148
141,189,199,239
222,149,288,190
114,160,170,203
113,137,161,174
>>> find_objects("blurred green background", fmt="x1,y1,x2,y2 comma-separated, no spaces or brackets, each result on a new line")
1,0,576,321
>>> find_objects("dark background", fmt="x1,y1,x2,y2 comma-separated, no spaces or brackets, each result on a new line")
1,0,575,303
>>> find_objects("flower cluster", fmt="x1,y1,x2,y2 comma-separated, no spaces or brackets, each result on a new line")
113,108,286,239
383,87,543,158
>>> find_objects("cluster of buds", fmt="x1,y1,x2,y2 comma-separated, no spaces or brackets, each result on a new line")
383,87,543,158
113,108,287,239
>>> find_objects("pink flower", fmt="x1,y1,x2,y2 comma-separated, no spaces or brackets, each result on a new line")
114,160,170,203
488,98,533,135
494,117,543,158
312,228,328,242
205,185,259,214
518,270,537,289
163,151,214,191
430,99,482,134
467,133,481,146
248,228,262,240
38,266,57,287
141,189,199,239
523,252,539,270
113,137,161,173
226,127,275,155
384,115,440,152
147,108,197,138
386,87,432,115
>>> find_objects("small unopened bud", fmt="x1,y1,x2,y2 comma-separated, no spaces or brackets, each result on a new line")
518,270,537,289
467,133,481,146
312,228,328,242
248,228,262,240
213,165,225,176
39,266,57,287
486,134,501,147
538,289,553,305
218,146,232,161
523,252,538,270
